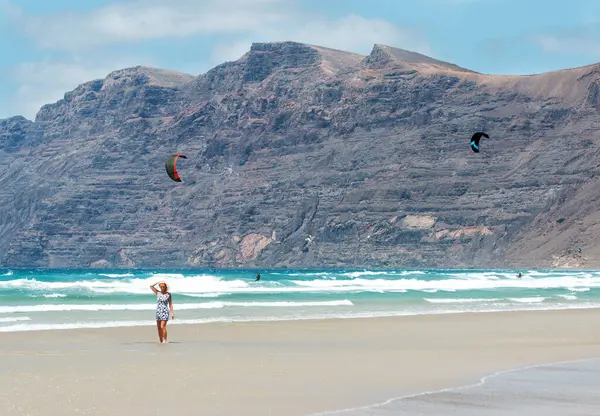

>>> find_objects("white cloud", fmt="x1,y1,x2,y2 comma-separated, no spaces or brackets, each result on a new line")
9,0,291,51
6,0,429,57
533,33,600,56
209,40,255,66
534,35,563,52
209,14,430,65
278,14,429,55
2,0,432,119
0,0,19,18
10,56,150,120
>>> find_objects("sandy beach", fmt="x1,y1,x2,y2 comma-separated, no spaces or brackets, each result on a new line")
1,309,600,415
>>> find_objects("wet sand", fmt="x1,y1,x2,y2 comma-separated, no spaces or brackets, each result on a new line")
334,358,600,415
1,309,600,415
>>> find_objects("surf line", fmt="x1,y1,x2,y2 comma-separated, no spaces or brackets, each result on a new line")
308,356,600,415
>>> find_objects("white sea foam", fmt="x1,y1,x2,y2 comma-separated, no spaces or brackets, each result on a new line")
181,293,223,298
150,273,186,279
3,270,600,335
447,272,507,280
3,303,600,333
508,297,546,303
3,273,600,296
0,316,31,323
342,271,408,278
98,273,135,278
0,274,249,295
289,276,600,293
424,298,500,304
0,300,354,314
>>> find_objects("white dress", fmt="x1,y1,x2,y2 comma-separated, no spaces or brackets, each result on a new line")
156,292,171,321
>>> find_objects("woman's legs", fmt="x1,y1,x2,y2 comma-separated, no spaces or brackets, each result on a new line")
156,320,167,343
162,321,168,343
156,320,163,342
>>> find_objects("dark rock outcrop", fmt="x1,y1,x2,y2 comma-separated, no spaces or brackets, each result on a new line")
2,41,600,269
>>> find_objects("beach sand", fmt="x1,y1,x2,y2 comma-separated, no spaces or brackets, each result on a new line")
1,309,600,415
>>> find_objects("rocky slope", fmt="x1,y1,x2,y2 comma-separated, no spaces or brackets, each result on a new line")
1,41,600,269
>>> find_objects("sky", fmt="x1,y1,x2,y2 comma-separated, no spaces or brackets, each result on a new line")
2,0,600,120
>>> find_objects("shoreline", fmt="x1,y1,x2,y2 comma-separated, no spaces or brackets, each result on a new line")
3,303,600,333
1,309,600,415
312,356,600,415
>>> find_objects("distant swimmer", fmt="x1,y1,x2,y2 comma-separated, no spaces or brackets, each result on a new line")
255,273,261,282
517,272,522,278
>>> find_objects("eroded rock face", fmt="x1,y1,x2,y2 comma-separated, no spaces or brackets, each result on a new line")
90,259,112,268
237,233,273,262
2,41,600,269
402,215,436,229
551,253,585,269
433,226,493,241
119,249,136,267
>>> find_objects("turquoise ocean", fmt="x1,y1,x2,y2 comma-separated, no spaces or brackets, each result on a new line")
2,268,600,333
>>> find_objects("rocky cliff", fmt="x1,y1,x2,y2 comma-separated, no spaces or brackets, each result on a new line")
2,41,600,269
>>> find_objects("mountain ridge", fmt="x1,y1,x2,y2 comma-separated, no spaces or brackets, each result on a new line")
11,41,600,123
2,41,600,269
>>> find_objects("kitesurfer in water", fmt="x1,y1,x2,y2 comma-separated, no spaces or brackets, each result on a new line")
255,273,261,282
517,272,522,278
150,281,174,343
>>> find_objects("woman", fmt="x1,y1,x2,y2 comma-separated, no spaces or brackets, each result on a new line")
150,280,174,343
